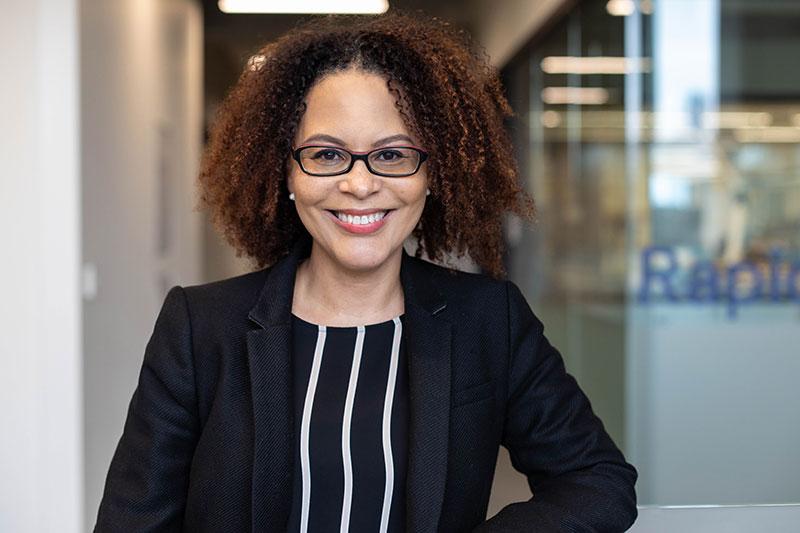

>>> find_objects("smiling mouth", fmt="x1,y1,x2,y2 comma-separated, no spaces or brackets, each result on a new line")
325,209,395,224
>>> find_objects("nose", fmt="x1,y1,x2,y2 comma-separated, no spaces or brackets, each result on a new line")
337,159,381,197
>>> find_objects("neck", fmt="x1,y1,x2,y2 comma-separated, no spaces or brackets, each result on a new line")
292,241,405,326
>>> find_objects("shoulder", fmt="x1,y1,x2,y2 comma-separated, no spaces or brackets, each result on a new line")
409,254,511,311
409,255,540,335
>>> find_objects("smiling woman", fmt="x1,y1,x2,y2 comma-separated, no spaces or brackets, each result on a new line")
196,10,535,281
286,67,437,324
94,8,638,533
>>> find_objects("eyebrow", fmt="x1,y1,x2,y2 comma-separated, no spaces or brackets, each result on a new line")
299,133,416,148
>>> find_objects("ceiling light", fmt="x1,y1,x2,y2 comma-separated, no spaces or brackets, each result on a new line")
541,87,610,105
218,0,389,14
541,56,651,74
540,110,562,128
606,0,635,16
606,0,652,16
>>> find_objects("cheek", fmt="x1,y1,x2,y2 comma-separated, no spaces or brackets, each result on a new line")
412,188,429,211
398,177,429,204
398,186,428,227
291,175,330,203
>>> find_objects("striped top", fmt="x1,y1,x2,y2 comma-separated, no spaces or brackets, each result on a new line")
287,312,409,533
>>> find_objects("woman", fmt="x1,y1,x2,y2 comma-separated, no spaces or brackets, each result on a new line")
95,10,638,533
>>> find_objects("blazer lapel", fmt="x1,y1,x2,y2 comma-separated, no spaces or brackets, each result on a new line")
400,248,453,532
246,237,310,532
246,234,452,532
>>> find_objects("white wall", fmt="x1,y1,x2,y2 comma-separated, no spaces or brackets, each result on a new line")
80,0,203,529
0,1,83,532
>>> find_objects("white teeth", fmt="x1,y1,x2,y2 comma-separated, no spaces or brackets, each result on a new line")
335,210,387,225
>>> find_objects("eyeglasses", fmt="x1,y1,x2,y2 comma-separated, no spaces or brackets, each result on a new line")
291,145,429,177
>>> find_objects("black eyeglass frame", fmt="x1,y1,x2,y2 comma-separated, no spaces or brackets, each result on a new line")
290,144,429,177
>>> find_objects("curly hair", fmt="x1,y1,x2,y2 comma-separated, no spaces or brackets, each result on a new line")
196,8,536,279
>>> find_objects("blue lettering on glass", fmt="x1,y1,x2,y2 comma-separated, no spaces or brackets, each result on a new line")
637,246,800,318
688,260,721,302
639,246,680,302
726,262,764,316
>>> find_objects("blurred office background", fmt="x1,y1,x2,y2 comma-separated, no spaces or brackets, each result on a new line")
1,1,799,531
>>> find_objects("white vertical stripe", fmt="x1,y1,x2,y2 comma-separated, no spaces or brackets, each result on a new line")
379,317,403,532
300,325,327,533
340,325,366,533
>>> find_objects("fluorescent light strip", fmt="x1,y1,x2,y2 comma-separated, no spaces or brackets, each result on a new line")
606,0,653,16
218,0,389,14
606,0,634,16
541,56,651,74
541,87,610,105
534,110,786,131
734,127,800,144
702,111,772,129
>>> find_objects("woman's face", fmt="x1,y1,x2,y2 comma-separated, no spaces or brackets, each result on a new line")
287,67,429,272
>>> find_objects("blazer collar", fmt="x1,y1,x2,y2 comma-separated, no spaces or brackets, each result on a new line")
247,233,447,328
246,234,452,532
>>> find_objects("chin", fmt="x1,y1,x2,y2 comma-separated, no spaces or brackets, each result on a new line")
331,240,394,271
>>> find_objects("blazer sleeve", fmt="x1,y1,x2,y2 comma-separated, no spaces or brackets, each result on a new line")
473,280,638,533
94,285,200,532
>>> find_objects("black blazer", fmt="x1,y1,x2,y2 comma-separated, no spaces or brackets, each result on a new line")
94,234,638,532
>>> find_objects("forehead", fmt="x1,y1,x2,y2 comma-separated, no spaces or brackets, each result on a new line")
296,68,414,146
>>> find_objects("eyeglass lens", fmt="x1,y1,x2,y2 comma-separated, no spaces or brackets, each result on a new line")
298,147,422,176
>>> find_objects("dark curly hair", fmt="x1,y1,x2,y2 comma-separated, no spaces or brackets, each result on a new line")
196,9,536,278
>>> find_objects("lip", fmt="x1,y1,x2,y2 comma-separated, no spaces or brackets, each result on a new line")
325,209,394,234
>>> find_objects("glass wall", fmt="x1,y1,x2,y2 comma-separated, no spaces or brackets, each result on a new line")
502,0,800,506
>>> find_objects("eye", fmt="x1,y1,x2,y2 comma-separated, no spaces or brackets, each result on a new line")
375,149,407,162
310,148,346,161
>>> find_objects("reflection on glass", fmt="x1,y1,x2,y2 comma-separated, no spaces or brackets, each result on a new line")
502,0,800,507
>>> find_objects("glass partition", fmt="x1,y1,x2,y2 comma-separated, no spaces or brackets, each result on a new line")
502,0,800,506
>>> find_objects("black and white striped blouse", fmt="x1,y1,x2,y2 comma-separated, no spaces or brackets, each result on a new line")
287,312,409,532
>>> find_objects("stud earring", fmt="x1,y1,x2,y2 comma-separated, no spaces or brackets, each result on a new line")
289,192,295,201
426,188,431,196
